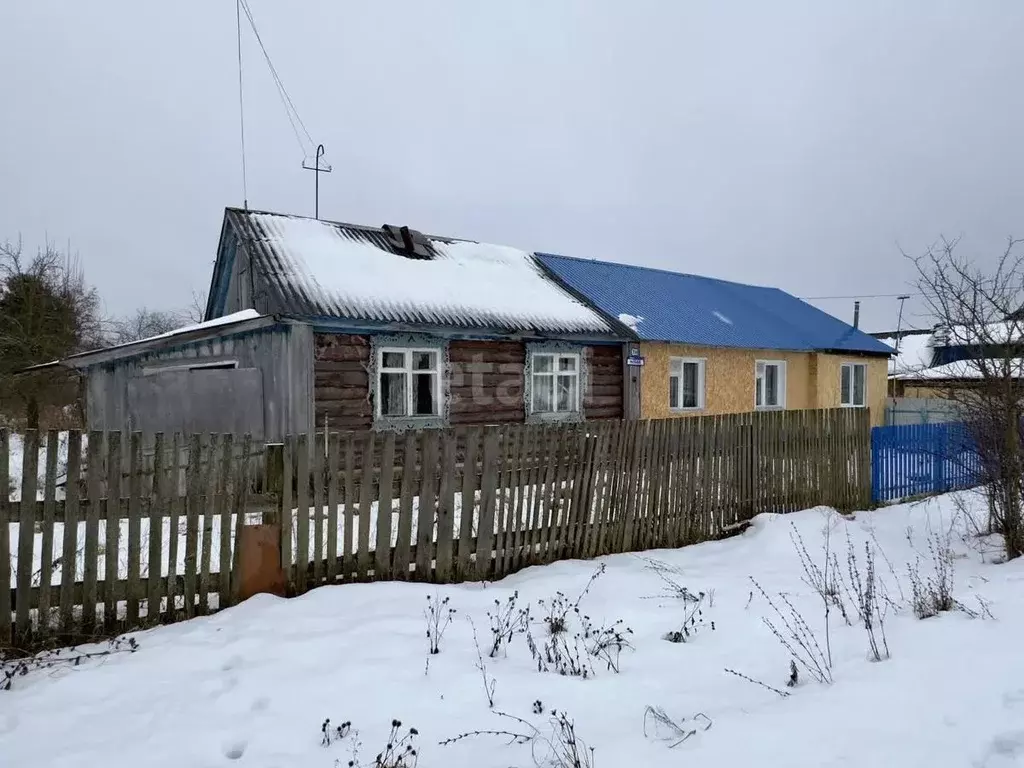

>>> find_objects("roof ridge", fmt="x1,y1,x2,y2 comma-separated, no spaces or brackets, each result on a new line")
537,251,781,292
229,206,474,247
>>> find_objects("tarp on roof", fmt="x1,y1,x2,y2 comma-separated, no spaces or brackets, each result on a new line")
536,253,893,355
228,210,611,336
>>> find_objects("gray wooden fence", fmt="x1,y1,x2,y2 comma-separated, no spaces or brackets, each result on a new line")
2,407,870,643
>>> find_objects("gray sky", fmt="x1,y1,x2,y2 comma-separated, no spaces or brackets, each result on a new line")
2,1,1023,333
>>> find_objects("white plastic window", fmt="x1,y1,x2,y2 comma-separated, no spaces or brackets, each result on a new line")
841,362,867,407
755,360,786,409
377,348,441,418
531,352,580,414
669,358,705,410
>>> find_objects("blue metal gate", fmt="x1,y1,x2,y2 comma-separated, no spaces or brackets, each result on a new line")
870,422,981,503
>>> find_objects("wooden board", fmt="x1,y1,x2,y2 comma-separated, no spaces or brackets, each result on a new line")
125,432,143,625
295,434,310,593
434,430,457,582
0,431,11,643
15,430,40,638
198,434,217,614
457,428,480,579
375,431,396,580
393,431,416,580
312,432,326,585
476,427,500,579
37,431,60,635
326,432,340,583
415,430,439,580
59,430,83,633
183,434,201,620
217,434,234,609
356,431,375,581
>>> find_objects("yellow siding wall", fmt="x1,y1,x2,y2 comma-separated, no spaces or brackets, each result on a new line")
639,343,888,426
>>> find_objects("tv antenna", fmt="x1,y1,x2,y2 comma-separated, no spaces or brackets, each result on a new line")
302,144,332,220
235,0,330,216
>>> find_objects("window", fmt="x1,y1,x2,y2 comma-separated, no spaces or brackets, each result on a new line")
669,358,705,410
841,362,867,407
530,352,580,414
755,360,786,408
377,348,441,418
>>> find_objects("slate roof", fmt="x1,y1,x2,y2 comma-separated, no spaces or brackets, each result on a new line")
536,253,893,355
220,209,613,337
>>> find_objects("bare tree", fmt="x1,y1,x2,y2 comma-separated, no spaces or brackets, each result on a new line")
0,237,103,429
108,307,182,345
911,235,1024,560
184,289,208,325
108,290,208,345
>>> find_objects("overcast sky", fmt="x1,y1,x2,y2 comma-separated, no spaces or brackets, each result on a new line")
2,1,1023,333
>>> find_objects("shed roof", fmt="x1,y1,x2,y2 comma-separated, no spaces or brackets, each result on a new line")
223,209,613,337
535,253,893,355
26,310,278,371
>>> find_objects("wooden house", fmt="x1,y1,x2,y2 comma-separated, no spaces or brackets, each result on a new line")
40,209,632,439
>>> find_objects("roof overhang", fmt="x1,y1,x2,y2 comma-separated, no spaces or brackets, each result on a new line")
21,313,292,373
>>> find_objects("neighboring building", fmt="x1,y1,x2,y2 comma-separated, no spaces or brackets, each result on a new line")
536,254,893,425
883,322,1024,398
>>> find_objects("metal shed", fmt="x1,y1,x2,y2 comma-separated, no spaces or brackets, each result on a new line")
35,311,314,441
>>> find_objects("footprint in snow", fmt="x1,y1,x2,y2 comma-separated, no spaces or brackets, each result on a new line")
250,695,270,713
974,730,1024,767
222,738,247,760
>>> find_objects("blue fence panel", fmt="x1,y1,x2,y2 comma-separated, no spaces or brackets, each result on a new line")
870,421,981,503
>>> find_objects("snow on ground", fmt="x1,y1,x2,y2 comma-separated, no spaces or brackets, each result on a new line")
4,490,1024,767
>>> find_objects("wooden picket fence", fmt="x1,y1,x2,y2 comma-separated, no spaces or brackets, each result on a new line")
2,407,870,643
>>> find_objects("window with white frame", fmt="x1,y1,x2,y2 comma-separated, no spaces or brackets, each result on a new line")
755,360,786,408
530,352,580,415
669,357,705,410
377,347,441,418
841,362,867,407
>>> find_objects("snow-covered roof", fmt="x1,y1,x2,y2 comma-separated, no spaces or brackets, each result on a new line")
893,357,1024,380
26,310,269,372
876,332,934,376
228,210,612,336
133,310,262,347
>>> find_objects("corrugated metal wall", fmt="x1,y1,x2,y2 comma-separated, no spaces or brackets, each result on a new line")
84,323,313,441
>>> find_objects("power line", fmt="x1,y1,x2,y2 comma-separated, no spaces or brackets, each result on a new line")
238,0,315,158
800,292,923,301
235,0,248,209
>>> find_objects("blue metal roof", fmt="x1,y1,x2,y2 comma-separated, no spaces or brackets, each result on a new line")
536,253,893,355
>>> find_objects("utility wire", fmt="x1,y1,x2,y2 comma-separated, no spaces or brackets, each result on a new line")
238,0,315,158
236,0,248,209
801,292,922,301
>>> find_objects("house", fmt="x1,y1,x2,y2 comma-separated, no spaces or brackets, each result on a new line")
535,254,894,425
39,209,631,440
883,322,1024,398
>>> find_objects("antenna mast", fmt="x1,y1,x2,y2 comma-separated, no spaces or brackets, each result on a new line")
302,144,332,220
